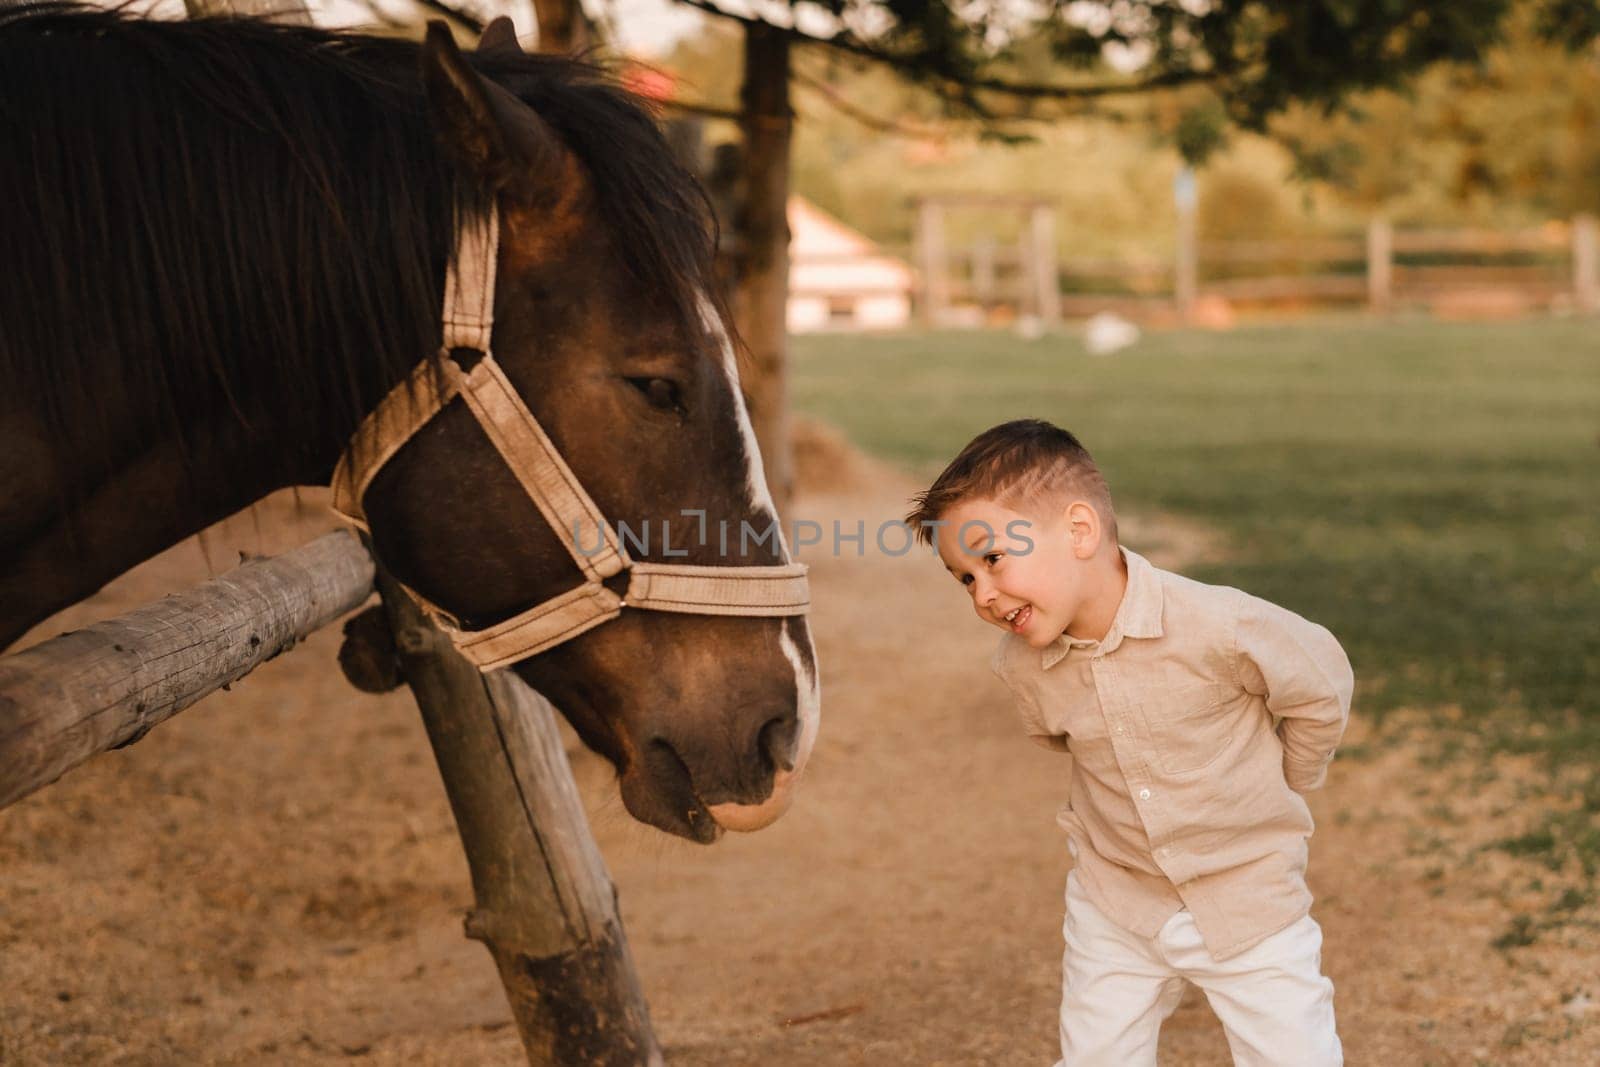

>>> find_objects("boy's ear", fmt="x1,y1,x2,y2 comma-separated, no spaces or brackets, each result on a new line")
419,21,569,199
1065,501,1100,557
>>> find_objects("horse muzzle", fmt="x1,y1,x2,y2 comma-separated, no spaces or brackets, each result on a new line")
705,695,819,833
620,694,819,843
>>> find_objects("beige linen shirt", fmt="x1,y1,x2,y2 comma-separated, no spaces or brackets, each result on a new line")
991,547,1353,960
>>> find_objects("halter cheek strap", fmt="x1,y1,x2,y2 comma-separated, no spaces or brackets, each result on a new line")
329,207,810,672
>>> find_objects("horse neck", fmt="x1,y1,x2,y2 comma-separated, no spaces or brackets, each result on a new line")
0,321,430,653
0,421,287,651
0,13,456,648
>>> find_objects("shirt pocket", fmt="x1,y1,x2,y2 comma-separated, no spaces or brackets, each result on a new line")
1140,682,1232,775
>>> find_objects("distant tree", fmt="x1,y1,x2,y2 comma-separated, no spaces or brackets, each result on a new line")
662,0,1600,512
1272,12,1600,220
674,0,1600,152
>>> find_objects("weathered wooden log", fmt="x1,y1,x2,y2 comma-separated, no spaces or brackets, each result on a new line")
182,0,312,25
374,562,662,1067
0,530,375,811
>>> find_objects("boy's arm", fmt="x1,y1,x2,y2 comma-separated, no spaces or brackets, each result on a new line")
1233,593,1354,793
991,641,1069,752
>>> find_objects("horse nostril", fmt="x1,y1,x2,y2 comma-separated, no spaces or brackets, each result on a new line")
758,714,800,773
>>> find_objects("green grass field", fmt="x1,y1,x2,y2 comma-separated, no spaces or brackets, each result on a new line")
791,318,1599,752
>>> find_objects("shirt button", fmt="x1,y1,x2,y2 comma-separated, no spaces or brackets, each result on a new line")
1139,788,1152,801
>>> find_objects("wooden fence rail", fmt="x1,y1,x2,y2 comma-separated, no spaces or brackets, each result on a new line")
907,214,1600,323
0,529,660,1065
0,530,373,810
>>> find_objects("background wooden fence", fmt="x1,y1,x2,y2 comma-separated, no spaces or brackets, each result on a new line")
896,212,1600,324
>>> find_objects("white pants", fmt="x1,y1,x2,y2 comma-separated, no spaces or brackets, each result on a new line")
1054,871,1341,1067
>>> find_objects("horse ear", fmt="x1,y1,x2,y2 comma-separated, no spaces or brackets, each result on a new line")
419,21,564,195
477,16,522,56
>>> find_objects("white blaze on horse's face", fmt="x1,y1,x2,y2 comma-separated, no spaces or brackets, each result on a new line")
696,295,820,833
695,295,788,552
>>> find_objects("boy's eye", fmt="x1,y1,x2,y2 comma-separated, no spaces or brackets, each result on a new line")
984,552,1002,566
960,574,974,587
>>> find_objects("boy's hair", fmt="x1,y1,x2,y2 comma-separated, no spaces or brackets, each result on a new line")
905,419,1117,546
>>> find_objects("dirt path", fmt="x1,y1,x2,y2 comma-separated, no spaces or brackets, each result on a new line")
3,446,1596,1065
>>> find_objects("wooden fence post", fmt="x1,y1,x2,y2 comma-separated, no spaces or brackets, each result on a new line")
375,564,661,1067
915,198,948,327
1367,216,1393,314
1173,168,1197,322
971,236,997,310
1574,213,1598,314
1029,203,1061,326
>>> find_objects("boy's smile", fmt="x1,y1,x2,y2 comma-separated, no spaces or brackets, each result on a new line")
935,497,1070,648
934,495,1125,649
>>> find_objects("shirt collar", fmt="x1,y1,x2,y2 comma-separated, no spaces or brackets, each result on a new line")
1041,546,1164,670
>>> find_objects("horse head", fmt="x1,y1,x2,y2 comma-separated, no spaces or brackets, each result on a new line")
354,25,819,843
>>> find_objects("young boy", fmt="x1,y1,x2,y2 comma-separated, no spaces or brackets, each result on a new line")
908,419,1351,1067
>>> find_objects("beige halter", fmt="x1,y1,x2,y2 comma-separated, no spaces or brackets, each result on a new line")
330,207,810,672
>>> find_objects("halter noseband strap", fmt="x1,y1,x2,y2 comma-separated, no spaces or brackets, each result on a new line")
329,207,810,672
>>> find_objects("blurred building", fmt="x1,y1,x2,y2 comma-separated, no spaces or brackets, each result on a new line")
787,197,913,332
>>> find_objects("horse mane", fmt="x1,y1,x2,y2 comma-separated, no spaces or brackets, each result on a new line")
0,3,720,496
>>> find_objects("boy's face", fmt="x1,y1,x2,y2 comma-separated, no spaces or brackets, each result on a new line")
934,495,1090,649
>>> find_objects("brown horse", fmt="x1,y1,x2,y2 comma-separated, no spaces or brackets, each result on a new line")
0,4,818,842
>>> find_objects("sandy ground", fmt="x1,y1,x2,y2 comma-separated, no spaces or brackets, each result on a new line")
3,429,1597,1065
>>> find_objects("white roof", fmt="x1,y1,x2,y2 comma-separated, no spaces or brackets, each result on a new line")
789,197,914,297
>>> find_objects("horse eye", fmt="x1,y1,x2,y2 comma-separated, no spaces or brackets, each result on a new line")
626,376,683,413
